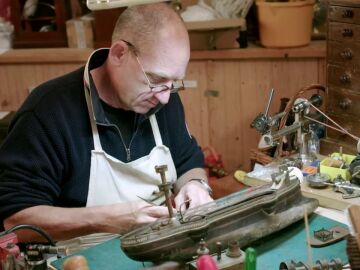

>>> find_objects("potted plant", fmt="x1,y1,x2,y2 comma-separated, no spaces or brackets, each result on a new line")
256,0,315,48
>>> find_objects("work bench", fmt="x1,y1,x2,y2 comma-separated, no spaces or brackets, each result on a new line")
48,171,351,270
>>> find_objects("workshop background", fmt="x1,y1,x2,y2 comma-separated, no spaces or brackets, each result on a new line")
2,0,360,269
0,0,333,174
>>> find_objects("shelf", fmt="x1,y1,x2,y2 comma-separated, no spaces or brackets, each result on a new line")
10,0,69,48
22,16,56,21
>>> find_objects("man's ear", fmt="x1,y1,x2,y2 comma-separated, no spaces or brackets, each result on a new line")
109,41,129,66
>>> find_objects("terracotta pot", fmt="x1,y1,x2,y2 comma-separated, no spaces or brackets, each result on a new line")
256,0,315,48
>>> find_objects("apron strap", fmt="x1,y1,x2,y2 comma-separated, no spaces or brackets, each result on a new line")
83,51,102,151
149,115,163,146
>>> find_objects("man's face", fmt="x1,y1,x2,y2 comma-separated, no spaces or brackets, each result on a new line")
115,38,190,114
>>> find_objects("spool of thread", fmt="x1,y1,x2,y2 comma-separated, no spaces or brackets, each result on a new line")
288,166,304,183
63,255,90,270
245,247,256,270
196,254,219,270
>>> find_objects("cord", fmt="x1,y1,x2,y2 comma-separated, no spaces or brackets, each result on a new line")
0,224,56,246
307,102,360,141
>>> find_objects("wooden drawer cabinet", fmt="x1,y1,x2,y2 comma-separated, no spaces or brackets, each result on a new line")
327,87,360,116
327,64,360,90
328,4,360,24
322,0,360,154
328,22,360,42
326,113,360,145
327,41,359,66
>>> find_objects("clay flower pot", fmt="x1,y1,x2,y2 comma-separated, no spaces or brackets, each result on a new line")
256,0,315,48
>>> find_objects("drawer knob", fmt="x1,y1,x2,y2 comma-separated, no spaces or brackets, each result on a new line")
340,73,352,83
342,9,354,18
340,49,353,60
339,98,352,110
342,28,354,37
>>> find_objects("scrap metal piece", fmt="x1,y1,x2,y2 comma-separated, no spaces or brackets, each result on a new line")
342,192,360,199
121,180,318,262
350,154,360,185
310,226,349,247
271,165,300,190
324,181,360,199
314,228,334,242
197,239,209,256
331,179,359,198
305,173,330,188
226,241,241,258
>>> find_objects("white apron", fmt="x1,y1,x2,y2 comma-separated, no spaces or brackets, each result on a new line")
58,49,177,254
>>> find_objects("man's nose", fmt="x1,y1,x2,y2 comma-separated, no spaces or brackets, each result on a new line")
154,90,171,104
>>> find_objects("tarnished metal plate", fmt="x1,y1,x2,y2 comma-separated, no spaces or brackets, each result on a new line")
310,226,349,247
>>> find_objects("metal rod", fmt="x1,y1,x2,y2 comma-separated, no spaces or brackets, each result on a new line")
136,195,158,206
323,182,360,192
264,88,274,117
264,122,301,145
155,165,174,218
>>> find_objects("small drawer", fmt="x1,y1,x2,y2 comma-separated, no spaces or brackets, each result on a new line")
329,5,360,24
327,87,360,116
328,22,360,42
327,64,360,90
325,112,360,146
327,41,360,66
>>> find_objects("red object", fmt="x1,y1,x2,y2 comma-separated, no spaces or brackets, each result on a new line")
197,255,219,270
0,233,20,270
0,0,10,22
202,146,228,184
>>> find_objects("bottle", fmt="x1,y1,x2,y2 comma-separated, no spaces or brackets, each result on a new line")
245,247,256,270
308,124,320,155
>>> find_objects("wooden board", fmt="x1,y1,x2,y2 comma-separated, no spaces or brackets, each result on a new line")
185,18,246,31
243,174,360,211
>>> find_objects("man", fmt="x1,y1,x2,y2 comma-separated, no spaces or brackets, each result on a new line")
0,3,212,243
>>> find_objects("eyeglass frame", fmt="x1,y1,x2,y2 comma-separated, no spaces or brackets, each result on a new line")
121,39,185,94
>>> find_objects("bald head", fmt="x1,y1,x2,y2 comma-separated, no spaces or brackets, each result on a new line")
111,3,189,55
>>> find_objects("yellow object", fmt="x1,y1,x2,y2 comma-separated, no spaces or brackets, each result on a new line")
234,170,247,183
320,152,356,181
256,0,315,48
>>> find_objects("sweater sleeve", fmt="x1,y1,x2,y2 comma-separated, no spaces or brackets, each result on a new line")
0,110,66,226
163,94,205,178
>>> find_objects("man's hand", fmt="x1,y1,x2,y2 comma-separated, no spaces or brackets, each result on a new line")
103,201,175,234
174,181,213,211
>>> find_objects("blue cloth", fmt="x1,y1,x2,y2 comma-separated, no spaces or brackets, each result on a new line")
254,213,348,269
51,237,152,270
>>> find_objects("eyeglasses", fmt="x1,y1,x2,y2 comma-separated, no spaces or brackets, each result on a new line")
121,39,185,94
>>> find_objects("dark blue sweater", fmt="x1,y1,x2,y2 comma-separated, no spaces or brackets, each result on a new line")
0,54,204,229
